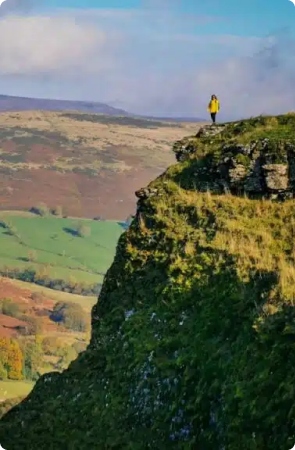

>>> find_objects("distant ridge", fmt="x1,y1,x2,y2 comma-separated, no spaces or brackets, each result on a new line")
0,94,130,116
0,94,205,122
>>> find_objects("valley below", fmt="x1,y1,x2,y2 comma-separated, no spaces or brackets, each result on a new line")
0,109,200,418
0,110,202,219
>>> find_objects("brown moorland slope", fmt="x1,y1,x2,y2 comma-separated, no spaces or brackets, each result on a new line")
0,277,58,338
0,276,96,339
0,110,203,219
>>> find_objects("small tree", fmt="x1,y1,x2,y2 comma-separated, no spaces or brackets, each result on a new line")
76,222,91,238
0,338,23,380
5,221,18,237
50,302,89,332
28,250,38,262
32,203,50,217
0,299,20,318
7,340,23,380
20,316,43,335
0,361,7,380
56,345,77,370
21,340,41,381
35,265,50,281
52,205,63,217
42,336,61,356
31,291,46,304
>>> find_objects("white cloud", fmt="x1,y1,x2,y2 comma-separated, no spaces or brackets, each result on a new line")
0,15,110,76
0,9,228,80
0,7,293,119
0,16,110,76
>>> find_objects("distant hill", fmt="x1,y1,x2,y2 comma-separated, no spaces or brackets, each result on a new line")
0,94,130,116
0,110,204,219
0,94,205,122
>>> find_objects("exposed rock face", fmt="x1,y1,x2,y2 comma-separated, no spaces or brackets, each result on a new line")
173,125,295,200
135,186,159,200
3,114,295,449
196,123,227,138
263,164,288,191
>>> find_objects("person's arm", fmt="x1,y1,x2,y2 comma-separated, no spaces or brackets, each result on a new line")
207,101,211,112
217,100,220,111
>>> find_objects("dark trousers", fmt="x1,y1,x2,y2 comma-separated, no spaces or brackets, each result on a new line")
210,112,216,123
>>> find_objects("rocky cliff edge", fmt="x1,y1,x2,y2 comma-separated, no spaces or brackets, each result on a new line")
2,114,295,449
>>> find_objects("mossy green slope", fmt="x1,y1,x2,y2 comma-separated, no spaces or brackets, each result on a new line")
2,115,295,449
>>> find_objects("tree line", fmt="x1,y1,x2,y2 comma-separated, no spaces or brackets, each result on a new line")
0,267,101,296
0,337,23,380
0,298,91,335
0,297,90,382
0,334,88,383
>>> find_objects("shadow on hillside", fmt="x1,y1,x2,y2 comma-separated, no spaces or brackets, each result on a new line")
1,244,294,448
60,112,178,129
63,227,79,237
171,157,214,191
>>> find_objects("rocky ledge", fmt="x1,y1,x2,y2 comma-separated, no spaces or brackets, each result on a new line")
173,119,295,201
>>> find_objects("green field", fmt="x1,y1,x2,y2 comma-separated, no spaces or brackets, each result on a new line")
0,213,123,284
0,380,34,401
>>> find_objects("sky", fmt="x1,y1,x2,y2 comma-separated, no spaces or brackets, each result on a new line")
0,0,294,119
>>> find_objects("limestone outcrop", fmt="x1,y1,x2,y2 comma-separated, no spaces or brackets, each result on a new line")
173,121,295,201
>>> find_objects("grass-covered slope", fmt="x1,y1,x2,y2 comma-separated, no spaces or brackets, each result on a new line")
2,115,295,449
0,213,123,284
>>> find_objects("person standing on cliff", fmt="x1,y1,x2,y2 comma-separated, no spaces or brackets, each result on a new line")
207,94,220,124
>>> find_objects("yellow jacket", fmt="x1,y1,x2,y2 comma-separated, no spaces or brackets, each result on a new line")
208,99,220,113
